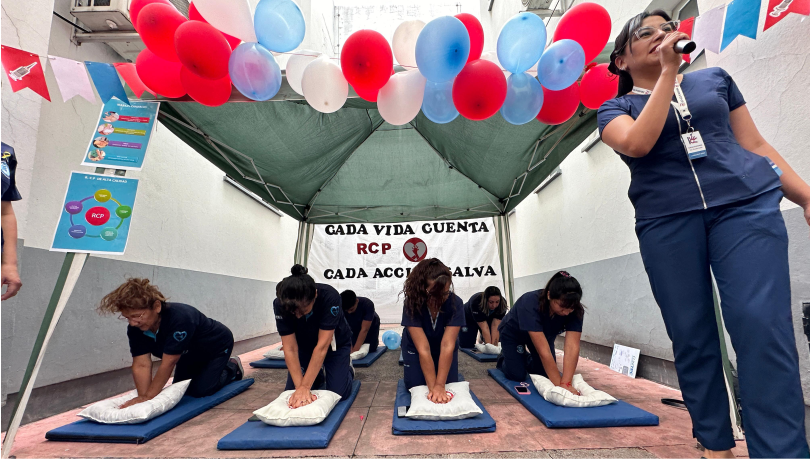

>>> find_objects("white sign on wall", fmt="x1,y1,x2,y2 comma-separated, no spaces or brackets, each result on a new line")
308,218,504,323
610,343,641,378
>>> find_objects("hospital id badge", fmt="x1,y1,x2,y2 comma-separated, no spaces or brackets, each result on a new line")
681,131,708,160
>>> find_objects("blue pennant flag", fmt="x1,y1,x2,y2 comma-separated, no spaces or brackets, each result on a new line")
721,0,763,51
84,61,130,104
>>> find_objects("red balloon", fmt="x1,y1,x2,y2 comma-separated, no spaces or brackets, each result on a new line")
552,2,611,63
188,2,241,49
536,83,580,125
130,0,173,31
138,3,186,62
175,21,231,80
135,49,186,98
579,63,618,110
180,66,232,106
452,59,507,121
354,85,378,102
455,13,484,63
340,30,393,93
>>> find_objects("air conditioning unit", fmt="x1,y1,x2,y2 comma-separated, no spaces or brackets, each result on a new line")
70,0,135,32
521,0,554,10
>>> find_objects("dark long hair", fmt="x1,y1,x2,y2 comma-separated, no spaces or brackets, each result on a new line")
276,264,317,316
478,286,508,316
609,9,672,96
340,289,357,312
539,271,585,320
401,258,454,319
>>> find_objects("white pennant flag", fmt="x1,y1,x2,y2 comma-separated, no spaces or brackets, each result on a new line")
48,56,96,103
691,5,727,57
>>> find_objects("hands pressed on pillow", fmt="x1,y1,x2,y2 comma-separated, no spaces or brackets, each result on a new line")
78,380,191,424
474,342,501,355
530,374,617,408
406,381,483,421
253,389,342,427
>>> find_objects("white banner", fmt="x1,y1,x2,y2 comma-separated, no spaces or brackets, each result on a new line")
308,218,504,323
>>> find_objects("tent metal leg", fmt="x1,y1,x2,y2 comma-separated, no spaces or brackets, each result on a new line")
2,252,88,458
494,215,515,306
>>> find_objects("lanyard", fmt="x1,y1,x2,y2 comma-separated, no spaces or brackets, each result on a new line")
632,79,694,133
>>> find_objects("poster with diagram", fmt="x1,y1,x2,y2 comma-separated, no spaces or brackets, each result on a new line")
81,99,159,170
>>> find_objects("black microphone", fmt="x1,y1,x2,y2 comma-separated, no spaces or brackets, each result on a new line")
674,40,696,54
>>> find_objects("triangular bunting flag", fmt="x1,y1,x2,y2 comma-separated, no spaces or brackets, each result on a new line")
677,17,695,64
113,63,155,98
721,0,763,51
1,45,51,101
764,0,810,30
48,56,96,103
692,5,726,56
85,61,130,104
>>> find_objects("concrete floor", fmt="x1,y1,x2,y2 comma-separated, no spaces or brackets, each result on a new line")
5,331,750,459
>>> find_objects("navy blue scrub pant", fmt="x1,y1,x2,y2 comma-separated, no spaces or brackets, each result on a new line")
285,344,354,400
403,346,460,390
636,189,807,458
173,332,241,397
496,334,553,381
458,306,480,349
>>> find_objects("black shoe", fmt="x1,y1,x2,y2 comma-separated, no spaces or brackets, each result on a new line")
230,356,244,381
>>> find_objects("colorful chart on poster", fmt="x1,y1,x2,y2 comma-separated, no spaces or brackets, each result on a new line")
51,172,138,254
81,99,159,170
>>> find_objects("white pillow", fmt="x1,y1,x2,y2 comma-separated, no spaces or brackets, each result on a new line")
351,343,370,360
263,347,285,360
530,374,617,408
405,381,483,421
253,389,342,427
78,380,191,424
474,342,501,355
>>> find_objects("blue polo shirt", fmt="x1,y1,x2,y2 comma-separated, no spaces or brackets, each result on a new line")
2,142,23,251
344,296,378,343
498,289,583,354
401,292,464,357
127,303,233,359
465,292,507,326
597,67,781,219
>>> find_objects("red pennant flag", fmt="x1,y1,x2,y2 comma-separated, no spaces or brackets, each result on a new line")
1,45,51,101
113,62,155,98
764,0,810,30
678,17,695,64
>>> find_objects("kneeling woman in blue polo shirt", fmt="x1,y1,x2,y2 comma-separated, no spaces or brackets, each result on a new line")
458,286,508,348
98,278,243,407
497,272,584,395
274,265,354,408
400,258,464,402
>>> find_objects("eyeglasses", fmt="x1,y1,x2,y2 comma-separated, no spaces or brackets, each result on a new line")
118,311,146,321
633,20,680,41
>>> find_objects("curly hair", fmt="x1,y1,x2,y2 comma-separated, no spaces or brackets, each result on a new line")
97,278,167,315
276,264,317,316
401,258,454,319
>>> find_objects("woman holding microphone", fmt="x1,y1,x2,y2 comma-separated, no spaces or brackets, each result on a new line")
598,10,810,458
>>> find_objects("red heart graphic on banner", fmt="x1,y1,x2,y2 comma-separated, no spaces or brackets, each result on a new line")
403,238,427,262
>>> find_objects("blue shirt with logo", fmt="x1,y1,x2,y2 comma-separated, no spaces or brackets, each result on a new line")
344,296,379,344
597,67,781,219
401,292,465,358
127,302,233,359
498,289,583,355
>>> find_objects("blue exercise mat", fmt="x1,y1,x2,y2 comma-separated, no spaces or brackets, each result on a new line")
392,377,496,435
460,348,500,362
249,358,287,369
352,346,387,368
217,380,361,450
488,369,659,428
45,379,254,444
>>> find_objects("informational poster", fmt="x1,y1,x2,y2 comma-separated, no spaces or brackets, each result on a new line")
307,218,504,323
610,343,641,378
51,172,138,255
81,99,159,170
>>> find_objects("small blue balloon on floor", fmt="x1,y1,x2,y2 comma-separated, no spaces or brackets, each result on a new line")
537,39,585,91
422,80,459,124
382,330,402,350
254,0,306,53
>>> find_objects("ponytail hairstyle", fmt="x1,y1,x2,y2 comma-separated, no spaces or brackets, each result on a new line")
276,264,317,316
401,258,454,319
479,285,508,316
609,9,672,96
539,271,585,320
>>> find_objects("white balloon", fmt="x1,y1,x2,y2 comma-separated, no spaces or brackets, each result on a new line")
193,0,257,43
286,49,320,96
392,20,425,68
377,70,426,125
302,57,348,114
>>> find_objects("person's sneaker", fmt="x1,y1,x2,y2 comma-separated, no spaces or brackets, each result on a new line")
230,356,244,381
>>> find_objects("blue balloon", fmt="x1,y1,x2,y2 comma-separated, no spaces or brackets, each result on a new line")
536,39,586,91
382,330,402,350
422,80,459,124
228,43,282,101
497,13,547,74
254,0,306,53
415,16,470,83
501,72,544,125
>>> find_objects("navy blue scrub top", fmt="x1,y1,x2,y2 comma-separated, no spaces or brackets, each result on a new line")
274,283,352,359
597,68,781,219
401,292,465,356
2,142,23,251
498,289,583,354
127,303,233,359
345,296,377,342
465,292,506,326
